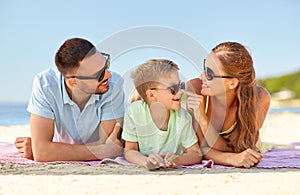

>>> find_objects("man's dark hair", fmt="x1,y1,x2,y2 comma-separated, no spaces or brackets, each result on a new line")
55,38,96,75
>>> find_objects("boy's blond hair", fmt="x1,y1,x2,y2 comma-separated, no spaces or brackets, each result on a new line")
131,59,179,100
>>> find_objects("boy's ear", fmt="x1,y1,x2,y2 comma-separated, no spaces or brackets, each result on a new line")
145,89,156,100
229,78,239,89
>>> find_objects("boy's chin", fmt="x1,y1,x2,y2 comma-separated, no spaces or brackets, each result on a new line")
171,104,181,110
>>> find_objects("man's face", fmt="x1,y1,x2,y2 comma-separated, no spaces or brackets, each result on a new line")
73,51,112,95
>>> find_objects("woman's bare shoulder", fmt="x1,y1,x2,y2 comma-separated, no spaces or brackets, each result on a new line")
257,86,271,111
257,86,271,100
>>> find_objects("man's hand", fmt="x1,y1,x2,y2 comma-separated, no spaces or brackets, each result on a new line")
105,122,123,148
15,137,34,160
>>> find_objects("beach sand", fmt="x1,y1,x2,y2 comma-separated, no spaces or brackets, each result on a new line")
1,105,300,194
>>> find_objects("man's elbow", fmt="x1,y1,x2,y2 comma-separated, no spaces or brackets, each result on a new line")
33,152,50,162
32,147,54,162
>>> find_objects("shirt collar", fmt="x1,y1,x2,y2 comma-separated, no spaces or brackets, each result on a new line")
61,76,74,105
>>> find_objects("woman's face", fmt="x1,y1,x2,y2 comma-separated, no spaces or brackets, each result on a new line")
200,52,232,96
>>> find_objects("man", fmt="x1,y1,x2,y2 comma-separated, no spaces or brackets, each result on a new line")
15,38,124,162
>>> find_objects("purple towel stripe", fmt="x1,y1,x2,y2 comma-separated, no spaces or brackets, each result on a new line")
1,142,300,168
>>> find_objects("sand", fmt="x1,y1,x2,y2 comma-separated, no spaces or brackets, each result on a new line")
1,103,300,194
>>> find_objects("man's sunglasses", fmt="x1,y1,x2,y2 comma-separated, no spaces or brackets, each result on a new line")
203,59,233,81
66,52,110,82
151,81,185,95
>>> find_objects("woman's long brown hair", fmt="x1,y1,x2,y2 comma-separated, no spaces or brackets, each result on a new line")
212,42,259,152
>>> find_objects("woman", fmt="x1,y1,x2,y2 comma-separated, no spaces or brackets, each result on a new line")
185,41,270,168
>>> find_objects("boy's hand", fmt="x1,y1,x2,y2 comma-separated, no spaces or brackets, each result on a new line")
144,153,165,170
163,152,179,168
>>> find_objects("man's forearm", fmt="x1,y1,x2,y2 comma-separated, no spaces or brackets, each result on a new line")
32,141,122,162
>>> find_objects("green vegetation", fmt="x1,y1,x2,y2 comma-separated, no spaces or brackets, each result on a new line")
258,70,300,99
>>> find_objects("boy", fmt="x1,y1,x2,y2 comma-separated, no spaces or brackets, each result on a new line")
122,59,202,170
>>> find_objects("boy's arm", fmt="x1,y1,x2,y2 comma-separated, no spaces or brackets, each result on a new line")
174,143,202,166
124,141,164,170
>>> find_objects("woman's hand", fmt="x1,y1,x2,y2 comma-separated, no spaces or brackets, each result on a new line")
183,90,208,129
229,148,264,168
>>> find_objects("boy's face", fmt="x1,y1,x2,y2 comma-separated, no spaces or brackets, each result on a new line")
150,71,183,110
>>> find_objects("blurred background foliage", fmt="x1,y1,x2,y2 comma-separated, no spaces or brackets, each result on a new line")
258,70,300,99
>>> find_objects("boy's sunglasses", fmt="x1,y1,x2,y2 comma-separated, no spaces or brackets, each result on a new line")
203,59,233,81
66,52,110,82
151,81,185,95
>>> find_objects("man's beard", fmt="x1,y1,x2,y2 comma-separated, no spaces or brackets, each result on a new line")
94,85,109,95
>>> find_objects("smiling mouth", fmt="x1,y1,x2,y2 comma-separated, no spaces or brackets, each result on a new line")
172,98,181,101
100,79,109,86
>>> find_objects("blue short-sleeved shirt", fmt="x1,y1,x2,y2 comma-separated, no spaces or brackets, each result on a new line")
27,67,125,144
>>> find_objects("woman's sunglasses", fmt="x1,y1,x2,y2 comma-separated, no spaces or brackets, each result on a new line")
203,59,233,81
66,52,110,82
151,81,185,95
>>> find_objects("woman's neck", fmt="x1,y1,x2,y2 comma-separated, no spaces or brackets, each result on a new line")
210,91,238,130
212,90,237,109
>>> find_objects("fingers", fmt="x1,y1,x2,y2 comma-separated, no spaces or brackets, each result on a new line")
107,122,121,141
106,124,123,147
238,149,263,168
183,90,205,109
18,147,33,160
182,90,201,97
145,154,165,171
246,148,264,159
148,153,165,166
244,149,264,168
164,153,178,167
14,137,34,160
145,153,179,170
15,137,30,145
112,122,121,134
15,137,32,148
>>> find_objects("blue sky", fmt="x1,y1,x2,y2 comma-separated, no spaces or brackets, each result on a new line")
0,0,299,102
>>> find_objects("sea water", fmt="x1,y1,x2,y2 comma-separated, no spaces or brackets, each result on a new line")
0,102,30,126
0,102,299,126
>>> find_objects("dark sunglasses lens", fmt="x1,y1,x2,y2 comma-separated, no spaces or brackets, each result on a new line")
97,65,107,82
179,82,185,90
205,68,214,81
168,85,177,95
97,71,105,82
97,59,110,82
170,82,185,95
